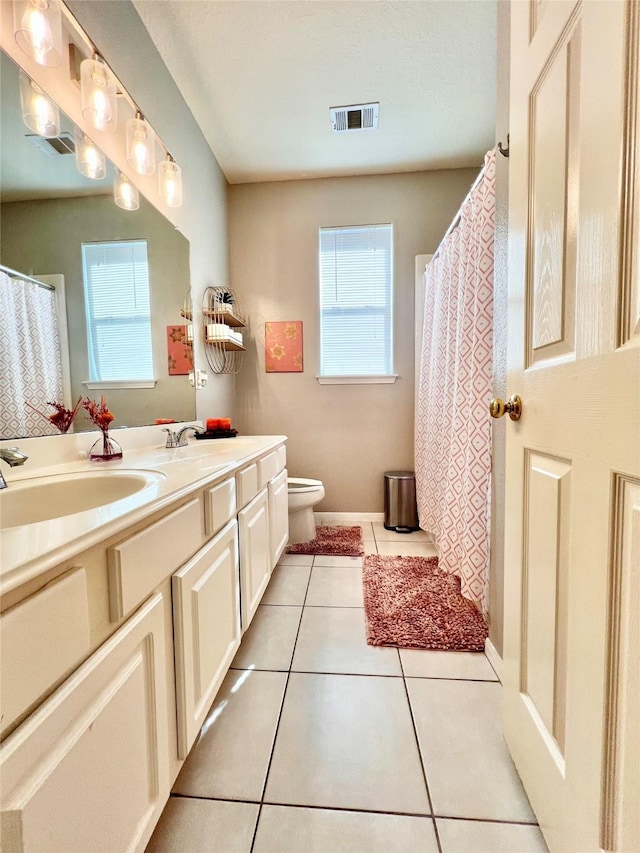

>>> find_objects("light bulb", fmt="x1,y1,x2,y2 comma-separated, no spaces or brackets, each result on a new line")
19,70,59,137
74,129,106,180
81,58,117,133
126,116,155,175
113,170,139,211
13,0,62,67
158,158,183,208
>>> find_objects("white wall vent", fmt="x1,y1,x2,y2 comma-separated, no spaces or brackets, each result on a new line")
330,103,379,133
26,132,75,157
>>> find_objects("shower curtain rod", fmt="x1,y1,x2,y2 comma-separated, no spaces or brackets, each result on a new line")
0,264,55,292
431,160,488,263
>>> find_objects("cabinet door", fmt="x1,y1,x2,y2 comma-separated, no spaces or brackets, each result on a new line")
238,487,270,631
172,519,241,758
0,593,170,853
268,468,289,569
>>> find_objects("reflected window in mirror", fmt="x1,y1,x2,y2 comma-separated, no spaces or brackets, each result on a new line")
82,240,153,382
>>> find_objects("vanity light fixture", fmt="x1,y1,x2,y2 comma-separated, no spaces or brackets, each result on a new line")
80,55,117,133
158,155,183,208
74,128,106,180
19,70,59,137
13,0,62,67
126,113,155,175
113,169,139,211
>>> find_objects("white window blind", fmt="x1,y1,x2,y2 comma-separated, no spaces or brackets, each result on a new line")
82,240,153,382
319,223,393,377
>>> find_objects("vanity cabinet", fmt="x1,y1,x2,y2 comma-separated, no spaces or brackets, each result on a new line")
172,518,241,758
0,593,170,853
238,487,271,630
268,467,289,568
0,437,287,853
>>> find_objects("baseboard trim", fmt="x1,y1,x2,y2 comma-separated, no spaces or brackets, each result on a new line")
485,638,503,683
315,512,385,523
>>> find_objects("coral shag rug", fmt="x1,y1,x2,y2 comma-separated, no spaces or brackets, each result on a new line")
363,555,488,651
286,525,364,557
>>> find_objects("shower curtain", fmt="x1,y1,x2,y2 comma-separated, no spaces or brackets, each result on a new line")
415,149,495,612
0,271,64,437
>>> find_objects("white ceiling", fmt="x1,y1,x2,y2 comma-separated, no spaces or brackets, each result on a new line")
132,0,497,184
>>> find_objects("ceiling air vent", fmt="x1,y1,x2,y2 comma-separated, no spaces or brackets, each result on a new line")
26,132,75,157
330,103,379,133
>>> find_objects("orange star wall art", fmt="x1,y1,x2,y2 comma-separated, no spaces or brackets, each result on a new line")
265,321,303,373
166,325,194,375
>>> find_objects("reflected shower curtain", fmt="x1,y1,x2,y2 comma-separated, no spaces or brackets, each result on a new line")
0,271,64,437
415,149,495,612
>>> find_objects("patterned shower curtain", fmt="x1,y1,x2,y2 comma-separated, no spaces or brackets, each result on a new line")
415,149,495,612
0,271,64,438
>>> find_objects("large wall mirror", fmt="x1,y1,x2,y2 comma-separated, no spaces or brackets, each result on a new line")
0,48,196,440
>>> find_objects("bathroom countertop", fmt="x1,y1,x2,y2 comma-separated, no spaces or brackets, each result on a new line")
0,432,287,598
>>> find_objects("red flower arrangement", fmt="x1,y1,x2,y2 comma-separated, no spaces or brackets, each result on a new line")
27,398,82,433
83,395,116,430
83,396,122,461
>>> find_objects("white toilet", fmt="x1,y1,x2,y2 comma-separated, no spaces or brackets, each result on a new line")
287,477,325,544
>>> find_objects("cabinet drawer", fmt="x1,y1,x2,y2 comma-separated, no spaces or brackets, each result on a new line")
108,498,203,621
205,477,236,537
0,593,170,853
0,569,90,737
258,450,280,488
276,444,287,472
236,462,258,508
173,519,240,758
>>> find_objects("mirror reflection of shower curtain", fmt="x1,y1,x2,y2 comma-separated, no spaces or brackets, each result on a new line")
0,271,64,437
415,149,495,614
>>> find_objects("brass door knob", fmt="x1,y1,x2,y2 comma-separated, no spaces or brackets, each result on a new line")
489,394,522,421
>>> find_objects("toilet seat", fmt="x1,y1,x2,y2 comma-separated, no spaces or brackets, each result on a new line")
287,477,323,493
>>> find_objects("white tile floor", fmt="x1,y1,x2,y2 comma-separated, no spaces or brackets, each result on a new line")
147,520,548,853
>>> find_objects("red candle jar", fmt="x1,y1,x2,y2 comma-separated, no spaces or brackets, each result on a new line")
206,418,221,431
219,418,232,430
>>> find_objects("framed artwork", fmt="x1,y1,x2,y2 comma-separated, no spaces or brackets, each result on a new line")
265,321,303,372
166,325,194,375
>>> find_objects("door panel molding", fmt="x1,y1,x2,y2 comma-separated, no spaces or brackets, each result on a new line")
619,0,640,347
601,473,640,852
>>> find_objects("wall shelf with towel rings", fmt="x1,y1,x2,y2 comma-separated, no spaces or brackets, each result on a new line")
202,286,246,374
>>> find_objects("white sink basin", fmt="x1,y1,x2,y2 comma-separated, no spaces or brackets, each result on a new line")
0,470,166,529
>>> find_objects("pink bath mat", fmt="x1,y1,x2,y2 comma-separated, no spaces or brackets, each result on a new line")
363,555,488,651
286,525,364,557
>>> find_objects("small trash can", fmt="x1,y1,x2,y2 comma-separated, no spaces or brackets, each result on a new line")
383,470,419,532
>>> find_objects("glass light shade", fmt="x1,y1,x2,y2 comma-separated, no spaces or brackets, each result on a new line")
80,58,117,132
126,116,155,175
113,170,139,211
158,158,183,208
13,0,62,67
19,70,59,137
74,129,106,180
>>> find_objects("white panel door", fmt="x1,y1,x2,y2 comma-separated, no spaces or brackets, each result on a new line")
0,593,170,853
172,519,241,758
238,487,270,631
268,468,289,569
504,2,640,851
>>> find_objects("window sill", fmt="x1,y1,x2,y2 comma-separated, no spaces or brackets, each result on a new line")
83,380,158,390
316,375,398,385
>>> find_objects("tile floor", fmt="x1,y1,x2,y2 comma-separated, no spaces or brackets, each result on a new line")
147,518,548,853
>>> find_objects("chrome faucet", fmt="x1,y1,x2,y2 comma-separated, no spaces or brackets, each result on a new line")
0,446,28,489
162,425,204,449
175,425,204,447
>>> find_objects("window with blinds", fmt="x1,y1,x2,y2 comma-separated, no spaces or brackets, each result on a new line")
319,223,393,377
82,240,154,382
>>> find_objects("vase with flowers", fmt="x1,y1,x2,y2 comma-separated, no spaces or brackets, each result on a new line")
83,396,122,461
